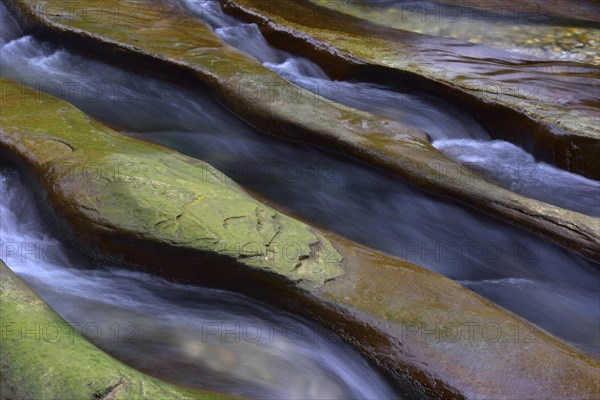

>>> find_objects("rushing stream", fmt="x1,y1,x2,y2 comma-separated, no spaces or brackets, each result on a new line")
0,169,398,399
181,0,600,218
1,0,599,365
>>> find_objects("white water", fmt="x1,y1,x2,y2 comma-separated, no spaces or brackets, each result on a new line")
182,0,600,218
185,0,490,142
0,2,598,357
434,139,600,217
0,169,397,399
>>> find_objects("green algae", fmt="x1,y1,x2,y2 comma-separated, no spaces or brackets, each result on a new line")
0,77,599,399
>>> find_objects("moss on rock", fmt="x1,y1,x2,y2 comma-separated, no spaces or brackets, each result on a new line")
0,259,235,399
0,77,344,287
3,0,599,262
1,77,599,399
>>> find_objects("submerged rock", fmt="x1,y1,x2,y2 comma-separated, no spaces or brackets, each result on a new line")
0,259,235,399
421,0,600,25
1,77,599,399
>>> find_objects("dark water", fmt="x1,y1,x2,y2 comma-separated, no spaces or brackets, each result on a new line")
0,168,398,399
0,0,598,361
181,0,600,218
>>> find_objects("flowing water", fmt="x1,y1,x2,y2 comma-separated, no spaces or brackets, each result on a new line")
0,0,599,367
0,168,398,399
183,0,491,142
435,138,600,216
181,0,600,218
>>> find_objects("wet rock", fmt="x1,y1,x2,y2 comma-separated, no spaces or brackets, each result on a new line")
0,77,344,288
0,259,235,399
4,0,599,262
222,0,600,182
308,0,600,64
426,0,600,25
1,77,599,400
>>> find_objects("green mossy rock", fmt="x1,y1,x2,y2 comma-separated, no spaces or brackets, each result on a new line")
0,259,235,399
0,77,344,287
4,0,599,261
1,77,599,400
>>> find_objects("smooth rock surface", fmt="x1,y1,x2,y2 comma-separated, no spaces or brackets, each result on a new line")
0,77,344,288
1,77,599,399
4,0,599,261
222,0,600,180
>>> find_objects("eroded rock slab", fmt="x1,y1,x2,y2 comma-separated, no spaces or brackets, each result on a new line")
3,0,599,261
222,0,600,180
1,78,599,399
0,78,344,288
0,259,235,399
307,0,600,63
